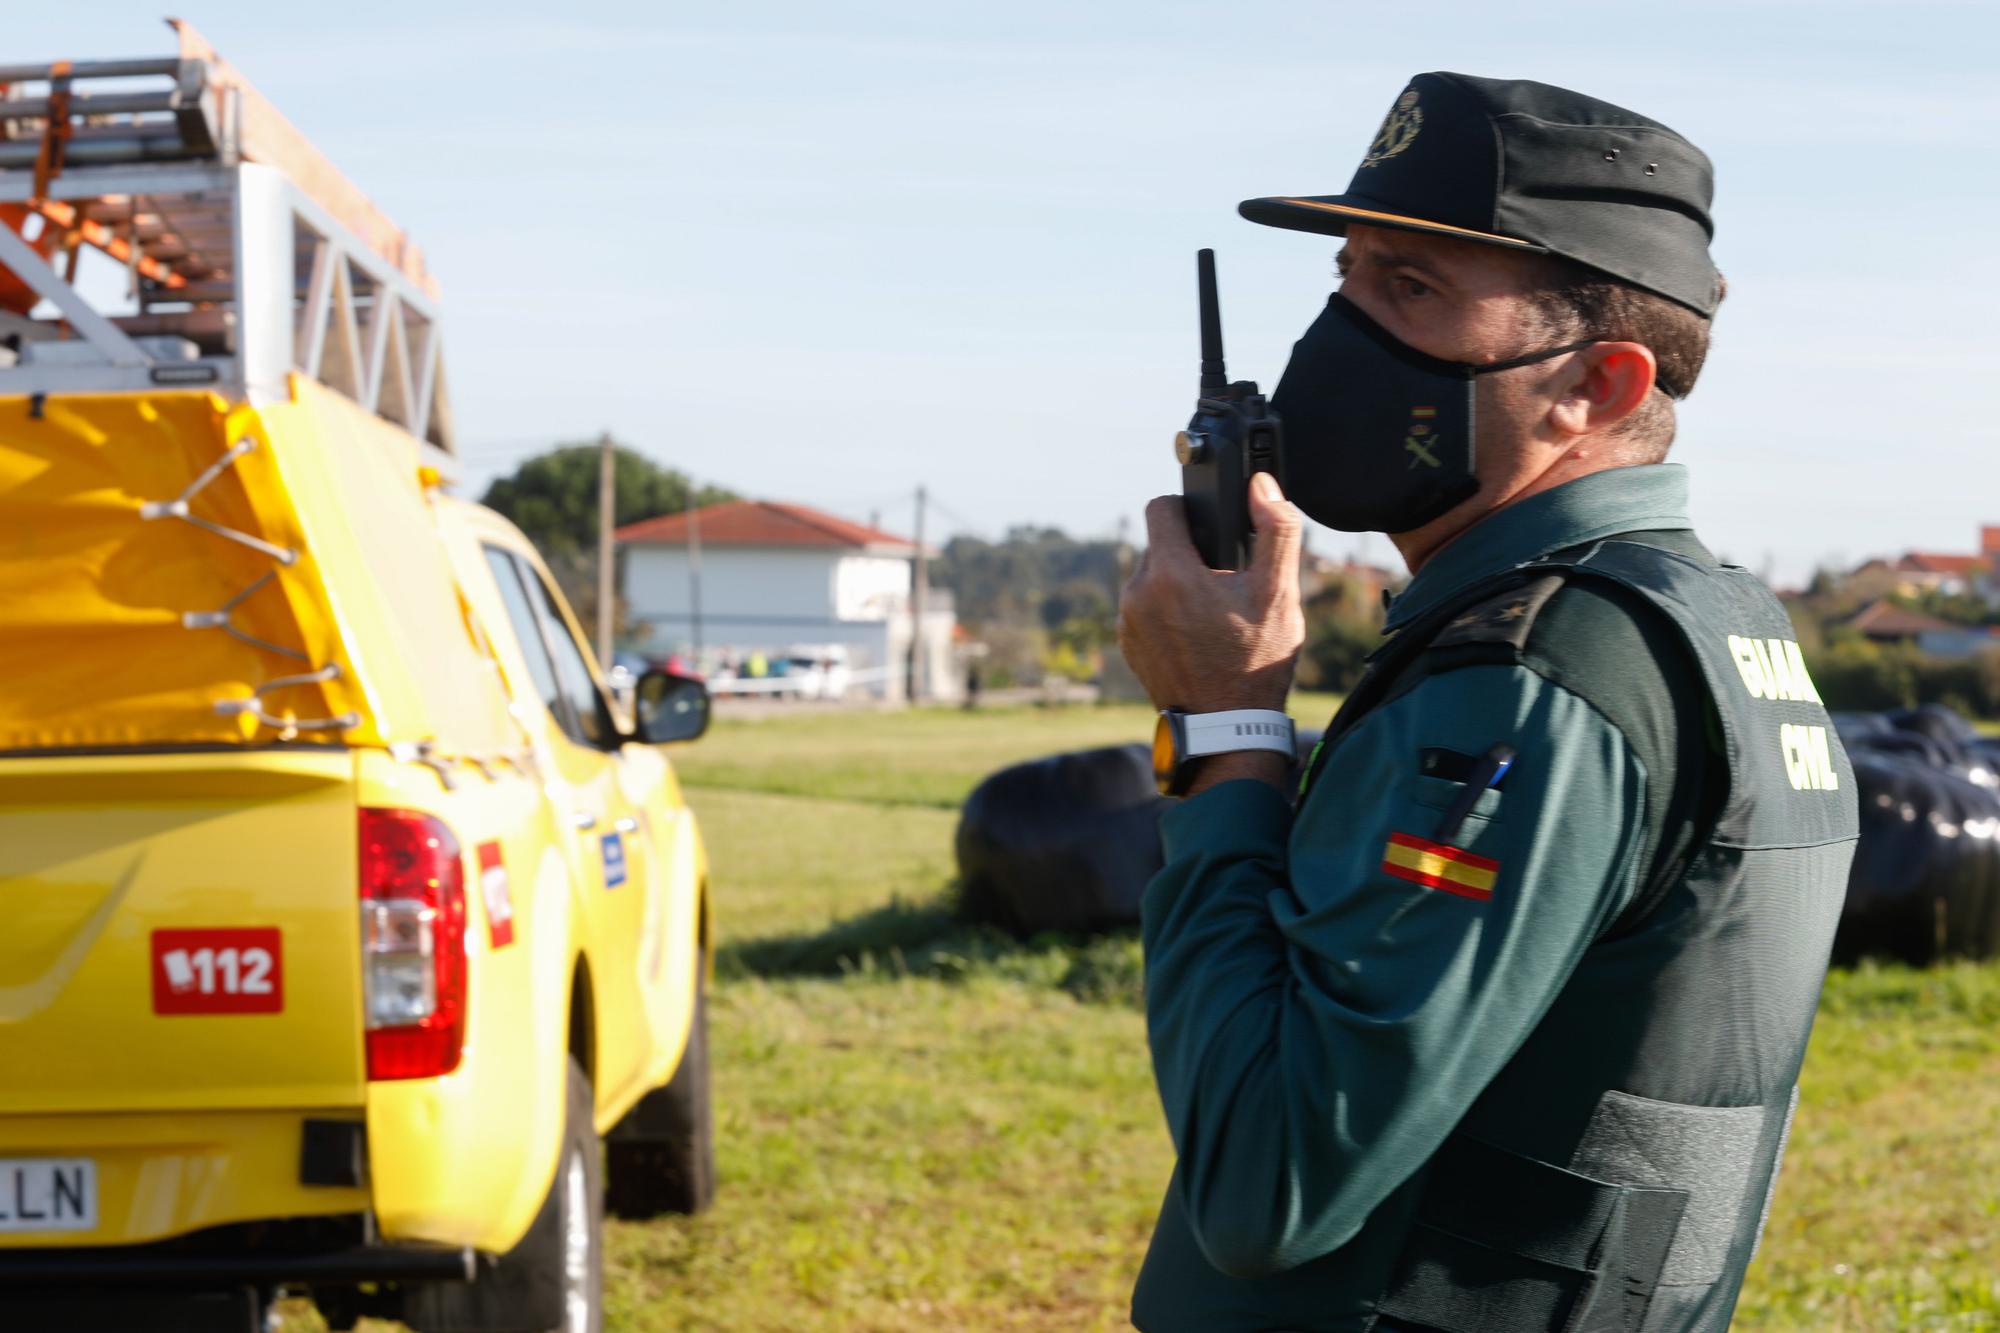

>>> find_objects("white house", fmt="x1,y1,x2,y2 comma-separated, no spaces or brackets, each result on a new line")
616,500,959,701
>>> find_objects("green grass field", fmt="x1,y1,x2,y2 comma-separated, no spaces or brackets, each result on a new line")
593,699,2000,1331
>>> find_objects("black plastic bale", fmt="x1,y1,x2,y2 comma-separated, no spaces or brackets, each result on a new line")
954,709,2000,963
954,743,1170,938
1836,750,2000,965
954,732,1324,939
1832,705,2000,966
1881,702,1982,746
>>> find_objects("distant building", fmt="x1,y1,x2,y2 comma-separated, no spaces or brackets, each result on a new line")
1844,558,1900,594
1870,525,1999,603
1894,552,1985,597
1916,626,2000,660
1844,599,1962,644
616,501,959,702
1301,552,1401,614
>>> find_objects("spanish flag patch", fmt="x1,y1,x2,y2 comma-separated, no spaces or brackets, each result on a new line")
1381,832,1498,901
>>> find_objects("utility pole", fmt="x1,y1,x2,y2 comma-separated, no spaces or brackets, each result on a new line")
687,490,704,668
907,485,928,705
595,431,614,667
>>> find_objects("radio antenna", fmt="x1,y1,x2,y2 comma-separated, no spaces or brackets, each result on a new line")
1197,248,1227,396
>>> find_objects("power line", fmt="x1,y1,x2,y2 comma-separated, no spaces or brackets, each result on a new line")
924,493,987,541
824,488,919,527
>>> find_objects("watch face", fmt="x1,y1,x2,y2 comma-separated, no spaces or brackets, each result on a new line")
1152,712,1181,795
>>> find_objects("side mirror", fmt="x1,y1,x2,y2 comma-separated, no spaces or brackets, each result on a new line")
633,670,711,744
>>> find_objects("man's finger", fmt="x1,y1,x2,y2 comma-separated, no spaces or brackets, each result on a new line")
1248,471,1303,598
1126,542,1151,586
1143,495,1191,546
1142,496,1204,576
1121,540,1152,613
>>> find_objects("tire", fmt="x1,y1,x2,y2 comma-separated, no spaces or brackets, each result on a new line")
399,1057,603,1333
605,974,716,1218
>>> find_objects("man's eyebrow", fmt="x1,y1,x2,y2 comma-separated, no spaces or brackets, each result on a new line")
1359,245,1454,288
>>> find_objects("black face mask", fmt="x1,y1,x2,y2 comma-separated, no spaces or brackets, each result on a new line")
1270,293,1593,534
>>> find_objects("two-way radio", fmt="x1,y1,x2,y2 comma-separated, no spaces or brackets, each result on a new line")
1176,249,1282,569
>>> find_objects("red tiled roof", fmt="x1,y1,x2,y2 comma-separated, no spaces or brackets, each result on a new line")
1846,599,1960,637
615,500,917,552
1897,552,1985,576
1982,525,2000,556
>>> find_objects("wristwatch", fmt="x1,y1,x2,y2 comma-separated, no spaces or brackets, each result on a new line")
1152,708,1297,796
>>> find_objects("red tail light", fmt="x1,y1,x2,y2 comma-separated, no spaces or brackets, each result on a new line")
359,808,467,1080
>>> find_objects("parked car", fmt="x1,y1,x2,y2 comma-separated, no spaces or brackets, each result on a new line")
0,36,716,1332
782,644,853,701
1,409,719,1332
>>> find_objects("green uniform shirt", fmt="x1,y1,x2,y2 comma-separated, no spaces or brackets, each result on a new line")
1134,465,1713,1330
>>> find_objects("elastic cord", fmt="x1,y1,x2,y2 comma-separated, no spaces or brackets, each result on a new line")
1324,292,1594,379
1471,338,1598,375
1323,292,1481,380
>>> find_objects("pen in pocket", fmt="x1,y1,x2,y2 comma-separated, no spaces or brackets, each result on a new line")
1431,743,1516,844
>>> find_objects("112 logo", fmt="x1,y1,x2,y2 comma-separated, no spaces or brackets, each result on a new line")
151,928,284,1015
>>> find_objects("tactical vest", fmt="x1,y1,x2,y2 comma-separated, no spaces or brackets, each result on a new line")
1309,534,1858,1333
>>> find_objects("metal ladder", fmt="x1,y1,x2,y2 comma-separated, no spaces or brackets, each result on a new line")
0,20,453,457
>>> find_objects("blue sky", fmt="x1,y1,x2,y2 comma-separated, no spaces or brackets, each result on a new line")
18,3,1999,583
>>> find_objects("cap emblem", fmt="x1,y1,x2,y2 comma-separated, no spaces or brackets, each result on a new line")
1362,88,1423,168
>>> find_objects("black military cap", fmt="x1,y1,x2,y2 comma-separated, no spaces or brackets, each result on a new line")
1240,73,1722,316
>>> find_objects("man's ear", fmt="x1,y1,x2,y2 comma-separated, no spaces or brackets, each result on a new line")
1548,341,1656,439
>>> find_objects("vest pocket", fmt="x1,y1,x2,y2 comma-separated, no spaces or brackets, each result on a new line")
1374,1135,1687,1333
1408,772,1505,825
1569,1089,1781,1287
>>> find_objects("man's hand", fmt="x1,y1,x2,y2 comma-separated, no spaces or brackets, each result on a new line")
1119,472,1306,791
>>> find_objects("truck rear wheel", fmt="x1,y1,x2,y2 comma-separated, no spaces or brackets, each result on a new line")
399,1056,603,1333
606,975,716,1217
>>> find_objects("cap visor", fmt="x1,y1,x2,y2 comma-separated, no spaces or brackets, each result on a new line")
1239,195,1546,252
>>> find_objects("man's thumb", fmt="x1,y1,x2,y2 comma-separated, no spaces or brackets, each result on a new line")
1249,471,1302,588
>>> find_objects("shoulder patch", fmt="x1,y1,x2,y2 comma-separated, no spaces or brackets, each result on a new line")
1428,574,1567,653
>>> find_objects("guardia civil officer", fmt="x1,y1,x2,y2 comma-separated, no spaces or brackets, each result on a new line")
1117,73,1859,1333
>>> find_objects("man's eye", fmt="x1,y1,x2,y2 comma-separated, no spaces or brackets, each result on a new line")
1393,274,1433,298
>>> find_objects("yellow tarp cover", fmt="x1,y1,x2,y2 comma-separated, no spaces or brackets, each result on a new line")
0,378,516,753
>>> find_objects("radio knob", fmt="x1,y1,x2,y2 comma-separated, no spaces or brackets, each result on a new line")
1175,431,1208,466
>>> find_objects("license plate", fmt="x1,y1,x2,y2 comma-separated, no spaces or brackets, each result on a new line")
0,1158,96,1232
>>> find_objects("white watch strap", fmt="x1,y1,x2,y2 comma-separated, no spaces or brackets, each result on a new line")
1182,709,1296,759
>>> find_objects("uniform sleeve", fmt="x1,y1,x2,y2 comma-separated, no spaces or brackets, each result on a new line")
1141,662,1648,1279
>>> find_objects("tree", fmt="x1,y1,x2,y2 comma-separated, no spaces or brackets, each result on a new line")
1293,565,1390,694
480,442,737,633
929,528,1125,686
1808,638,1917,712
482,443,735,562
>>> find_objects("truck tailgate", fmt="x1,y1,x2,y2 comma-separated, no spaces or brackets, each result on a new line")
0,750,365,1113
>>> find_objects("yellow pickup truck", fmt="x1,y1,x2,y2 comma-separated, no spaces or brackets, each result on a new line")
0,34,714,1333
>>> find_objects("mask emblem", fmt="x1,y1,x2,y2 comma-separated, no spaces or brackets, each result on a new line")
1405,406,1440,469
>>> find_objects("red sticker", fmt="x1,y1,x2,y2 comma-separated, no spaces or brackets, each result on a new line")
151,928,284,1015
477,841,514,948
